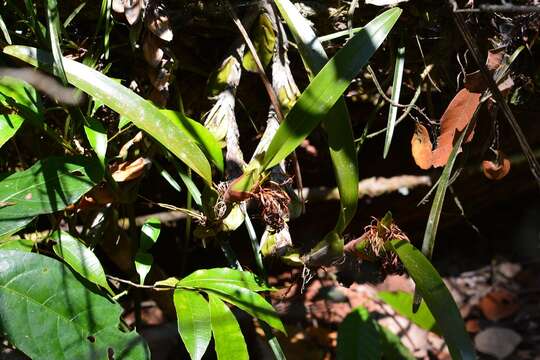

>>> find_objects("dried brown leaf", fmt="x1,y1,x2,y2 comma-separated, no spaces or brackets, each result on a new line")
112,0,124,13
146,5,173,42
111,157,151,182
142,34,163,68
482,152,511,180
479,288,519,321
411,123,433,169
432,88,481,167
123,0,143,25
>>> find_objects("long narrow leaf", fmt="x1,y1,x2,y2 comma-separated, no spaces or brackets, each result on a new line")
383,43,405,158
4,46,213,183
260,8,401,170
174,290,212,360
208,293,249,360
45,0,68,83
178,268,271,292
51,230,114,295
274,0,359,234
389,239,476,360
337,306,381,360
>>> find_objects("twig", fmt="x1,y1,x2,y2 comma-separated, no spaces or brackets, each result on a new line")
454,4,540,13
106,275,167,290
366,65,432,124
451,6,540,189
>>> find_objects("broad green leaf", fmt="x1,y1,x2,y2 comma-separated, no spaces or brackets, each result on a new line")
0,156,102,238
242,13,276,72
379,326,416,360
0,239,34,252
84,117,108,168
178,268,271,292
383,43,405,158
135,218,160,285
0,250,150,359
208,293,249,360
260,8,401,170
174,289,212,360
274,0,359,234
337,306,381,360
378,291,438,333
0,76,42,148
389,239,476,360
160,110,224,173
202,284,285,333
4,46,213,183
51,230,113,295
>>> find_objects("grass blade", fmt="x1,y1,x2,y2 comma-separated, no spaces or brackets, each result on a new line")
389,239,476,360
261,8,401,171
45,0,68,83
274,0,359,234
383,42,405,158
0,13,11,44
4,46,213,183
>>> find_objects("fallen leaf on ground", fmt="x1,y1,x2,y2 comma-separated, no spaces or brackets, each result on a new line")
474,327,522,359
479,288,519,321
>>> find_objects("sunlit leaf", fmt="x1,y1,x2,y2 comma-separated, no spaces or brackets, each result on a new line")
4,46,213,183
51,230,114,295
208,293,248,360
0,156,102,238
274,0,359,234
383,43,405,158
174,289,211,360
178,268,271,292
389,239,476,360
0,250,150,359
135,217,160,285
260,8,401,170
378,291,438,333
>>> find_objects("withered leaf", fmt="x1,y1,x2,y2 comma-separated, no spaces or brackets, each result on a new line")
479,288,519,321
112,0,124,13
411,123,433,170
482,152,511,180
142,34,163,68
111,157,151,182
432,88,481,167
123,0,142,25
146,5,173,42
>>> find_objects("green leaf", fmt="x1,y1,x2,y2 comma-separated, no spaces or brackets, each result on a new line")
0,250,150,359
4,46,213,183
242,12,276,73
260,8,401,170
0,239,34,252
160,110,224,173
135,218,161,285
378,291,438,333
0,156,102,238
0,76,42,148
174,289,212,360
274,0,359,234
383,43,405,158
203,284,285,333
337,306,381,360
178,268,271,292
45,0,68,83
0,13,11,44
84,117,108,168
389,239,476,360
379,326,416,360
51,230,114,295
208,293,249,360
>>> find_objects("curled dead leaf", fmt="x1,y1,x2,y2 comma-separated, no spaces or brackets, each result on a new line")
142,34,163,68
411,123,433,169
123,0,143,25
146,4,173,42
432,88,481,167
482,152,511,180
111,157,151,182
112,0,124,13
479,288,519,321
